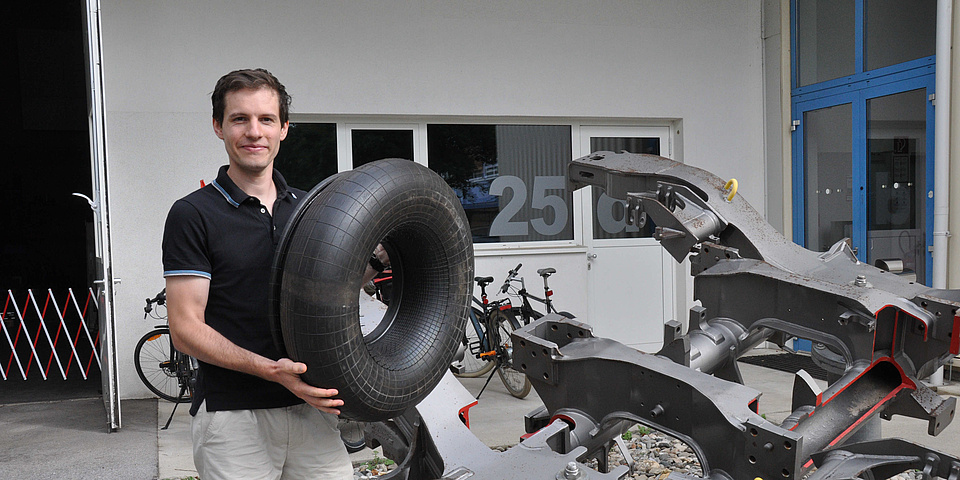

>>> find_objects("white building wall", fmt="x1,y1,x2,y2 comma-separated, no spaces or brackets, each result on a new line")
99,0,766,398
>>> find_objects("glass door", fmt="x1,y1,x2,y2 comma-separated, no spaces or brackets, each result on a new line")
795,98,857,254
791,0,937,286
83,0,121,430
865,86,933,283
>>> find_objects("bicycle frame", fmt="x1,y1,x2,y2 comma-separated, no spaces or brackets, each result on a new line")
517,288,550,319
466,299,487,353
467,294,514,359
502,272,558,324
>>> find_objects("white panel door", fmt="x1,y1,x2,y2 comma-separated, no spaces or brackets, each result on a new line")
581,127,675,352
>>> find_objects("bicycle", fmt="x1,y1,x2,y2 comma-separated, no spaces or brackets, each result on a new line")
133,288,198,429
455,264,565,399
499,264,567,324
461,274,530,399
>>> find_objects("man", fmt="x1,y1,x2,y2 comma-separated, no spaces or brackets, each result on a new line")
162,68,354,479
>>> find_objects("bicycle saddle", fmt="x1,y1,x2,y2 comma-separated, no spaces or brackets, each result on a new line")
475,276,494,286
536,268,556,277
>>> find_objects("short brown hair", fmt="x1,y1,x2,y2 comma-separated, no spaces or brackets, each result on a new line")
211,68,292,125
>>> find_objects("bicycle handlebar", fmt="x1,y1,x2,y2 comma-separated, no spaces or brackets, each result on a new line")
144,288,167,317
500,264,522,293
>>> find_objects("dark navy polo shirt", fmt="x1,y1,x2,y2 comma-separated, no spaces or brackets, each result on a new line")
162,165,306,415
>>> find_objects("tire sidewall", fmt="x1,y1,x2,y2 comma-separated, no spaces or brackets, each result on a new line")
276,159,473,421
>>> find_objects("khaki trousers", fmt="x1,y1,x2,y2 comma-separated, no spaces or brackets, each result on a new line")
192,402,353,480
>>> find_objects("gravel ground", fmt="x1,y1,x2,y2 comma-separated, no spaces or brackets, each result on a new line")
353,425,925,479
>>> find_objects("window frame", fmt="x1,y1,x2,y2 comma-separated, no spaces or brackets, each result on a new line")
285,115,678,255
790,0,936,93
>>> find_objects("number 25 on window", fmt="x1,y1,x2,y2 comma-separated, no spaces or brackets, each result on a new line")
488,176,568,237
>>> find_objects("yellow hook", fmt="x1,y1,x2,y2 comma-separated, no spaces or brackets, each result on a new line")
723,178,738,202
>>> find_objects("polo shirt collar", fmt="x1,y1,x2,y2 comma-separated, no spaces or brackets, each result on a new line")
211,165,297,208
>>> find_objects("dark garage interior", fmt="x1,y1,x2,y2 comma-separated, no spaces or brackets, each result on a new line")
1,1,100,401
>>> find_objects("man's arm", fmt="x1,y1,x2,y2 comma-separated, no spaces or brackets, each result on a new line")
361,243,391,285
165,275,343,414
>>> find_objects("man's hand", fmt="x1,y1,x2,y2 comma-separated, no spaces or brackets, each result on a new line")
272,358,344,415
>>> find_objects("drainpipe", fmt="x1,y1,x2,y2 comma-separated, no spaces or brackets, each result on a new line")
930,0,953,386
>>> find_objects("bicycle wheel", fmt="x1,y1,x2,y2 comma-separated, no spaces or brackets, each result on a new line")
134,328,189,403
454,307,495,378
338,419,367,453
493,310,531,399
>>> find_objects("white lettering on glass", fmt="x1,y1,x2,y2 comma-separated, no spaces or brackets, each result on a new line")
488,175,529,236
529,176,568,236
596,193,640,234
488,175,569,238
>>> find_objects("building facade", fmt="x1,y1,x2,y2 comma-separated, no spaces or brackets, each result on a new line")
70,1,960,425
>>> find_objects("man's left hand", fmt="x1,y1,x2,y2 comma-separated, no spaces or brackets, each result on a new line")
272,358,344,415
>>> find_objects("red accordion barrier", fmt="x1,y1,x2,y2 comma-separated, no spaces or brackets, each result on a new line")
2,288,101,380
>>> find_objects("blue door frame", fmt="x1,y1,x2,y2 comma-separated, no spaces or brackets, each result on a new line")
791,69,936,287
790,0,936,286
789,1,937,352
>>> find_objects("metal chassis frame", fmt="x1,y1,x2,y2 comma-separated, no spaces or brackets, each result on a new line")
360,151,960,480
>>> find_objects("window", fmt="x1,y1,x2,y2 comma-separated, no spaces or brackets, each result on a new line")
589,137,661,239
794,0,936,89
427,124,573,244
352,129,414,168
796,0,855,87
865,0,936,71
274,123,337,191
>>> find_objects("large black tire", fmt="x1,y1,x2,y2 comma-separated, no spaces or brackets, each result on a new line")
270,173,346,358
273,159,473,421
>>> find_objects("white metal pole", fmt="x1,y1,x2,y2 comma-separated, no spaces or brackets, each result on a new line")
930,0,953,386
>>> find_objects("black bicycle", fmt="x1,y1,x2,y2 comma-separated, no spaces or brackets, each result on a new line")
454,274,529,398
134,289,198,428
455,264,566,399
499,264,567,323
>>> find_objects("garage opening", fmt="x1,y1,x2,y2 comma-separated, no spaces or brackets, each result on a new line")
0,1,100,403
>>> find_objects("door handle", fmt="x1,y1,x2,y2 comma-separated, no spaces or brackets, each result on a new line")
587,252,597,270
72,193,98,211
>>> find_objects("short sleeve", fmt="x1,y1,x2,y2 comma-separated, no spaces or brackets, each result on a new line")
162,199,212,279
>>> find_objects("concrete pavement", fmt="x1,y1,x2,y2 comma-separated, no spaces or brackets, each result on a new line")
2,353,956,479
0,398,157,480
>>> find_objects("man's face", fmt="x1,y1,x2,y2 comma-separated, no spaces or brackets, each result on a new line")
213,87,288,174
